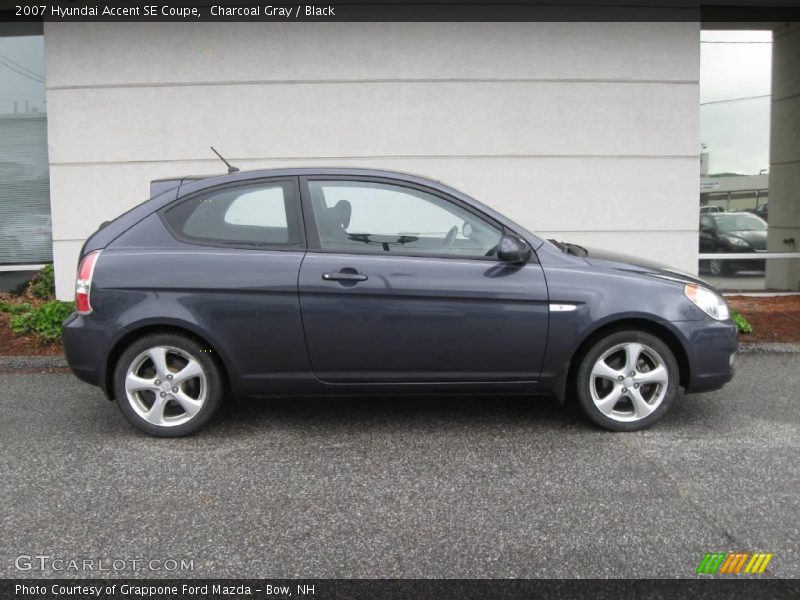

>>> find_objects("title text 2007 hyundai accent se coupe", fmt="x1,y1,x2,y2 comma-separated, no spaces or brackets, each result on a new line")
63,168,737,436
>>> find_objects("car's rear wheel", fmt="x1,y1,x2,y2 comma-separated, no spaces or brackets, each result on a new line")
576,330,679,431
113,333,223,437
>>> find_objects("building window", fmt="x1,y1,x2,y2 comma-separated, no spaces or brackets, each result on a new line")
0,34,51,265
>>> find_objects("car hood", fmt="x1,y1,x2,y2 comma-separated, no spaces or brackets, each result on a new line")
724,229,767,250
580,246,710,287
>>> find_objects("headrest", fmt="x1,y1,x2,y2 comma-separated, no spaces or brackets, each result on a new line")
329,199,351,229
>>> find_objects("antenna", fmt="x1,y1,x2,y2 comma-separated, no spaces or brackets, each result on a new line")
210,146,240,174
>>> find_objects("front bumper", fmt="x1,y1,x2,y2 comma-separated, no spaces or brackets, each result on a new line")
673,317,738,393
62,312,125,395
729,257,766,272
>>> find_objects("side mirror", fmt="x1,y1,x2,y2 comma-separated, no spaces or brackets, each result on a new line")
497,234,532,264
700,224,713,233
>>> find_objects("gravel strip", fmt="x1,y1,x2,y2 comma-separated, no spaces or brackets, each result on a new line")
0,355,68,369
738,342,800,354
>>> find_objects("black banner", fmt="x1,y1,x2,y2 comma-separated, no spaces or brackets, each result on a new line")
2,0,800,23
2,579,800,600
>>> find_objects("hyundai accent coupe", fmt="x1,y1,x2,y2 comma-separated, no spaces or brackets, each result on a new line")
64,168,737,436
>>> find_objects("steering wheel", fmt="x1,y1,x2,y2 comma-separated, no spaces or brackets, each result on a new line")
442,226,458,249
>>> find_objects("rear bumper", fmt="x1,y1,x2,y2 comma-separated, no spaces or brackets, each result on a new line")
62,312,124,395
673,318,738,393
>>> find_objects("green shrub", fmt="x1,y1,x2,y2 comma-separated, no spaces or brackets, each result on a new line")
9,309,36,335
34,301,75,341
731,309,753,334
28,264,56,300
0,300,32,315
9,300,75,342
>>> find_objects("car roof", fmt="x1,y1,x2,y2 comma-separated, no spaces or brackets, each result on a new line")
173,167,482,214
152,167,444,182
151,167,452,202
156,167,446,188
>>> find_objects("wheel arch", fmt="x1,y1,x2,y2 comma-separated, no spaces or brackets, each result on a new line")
104,322,233,401
560,317,691,405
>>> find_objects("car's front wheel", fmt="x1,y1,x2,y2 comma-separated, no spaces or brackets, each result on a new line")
576,330,679,431
113,333,223,437
709,254,733,276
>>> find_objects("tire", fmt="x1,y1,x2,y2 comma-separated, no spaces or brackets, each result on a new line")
113,333,223,437
709,256,732,276
576,330,679,432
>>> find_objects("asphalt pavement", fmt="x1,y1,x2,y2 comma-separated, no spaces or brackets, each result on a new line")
1,353,798,579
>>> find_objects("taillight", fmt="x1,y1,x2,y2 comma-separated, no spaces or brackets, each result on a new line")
75,250,101,314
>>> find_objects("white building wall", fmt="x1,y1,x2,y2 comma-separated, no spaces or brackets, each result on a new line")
44,22,700,299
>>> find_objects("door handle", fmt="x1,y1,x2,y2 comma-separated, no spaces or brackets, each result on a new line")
322,271,368,282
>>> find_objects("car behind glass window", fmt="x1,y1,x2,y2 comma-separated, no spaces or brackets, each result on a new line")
308,180,502,258
715,213,767,232
164,181,300,246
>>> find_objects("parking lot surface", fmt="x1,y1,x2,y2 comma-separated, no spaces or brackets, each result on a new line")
1,353,798,579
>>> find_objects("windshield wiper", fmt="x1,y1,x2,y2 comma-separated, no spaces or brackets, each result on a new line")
563,242,588,257
549,239,588,257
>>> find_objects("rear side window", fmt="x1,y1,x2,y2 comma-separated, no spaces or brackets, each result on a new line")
164,181,302,247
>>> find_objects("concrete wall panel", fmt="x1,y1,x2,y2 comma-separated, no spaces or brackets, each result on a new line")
44,22,701,299
46,81,698,165
44,22,699,88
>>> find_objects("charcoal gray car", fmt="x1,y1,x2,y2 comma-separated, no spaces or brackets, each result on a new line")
63,168,737,436
699,211,768,275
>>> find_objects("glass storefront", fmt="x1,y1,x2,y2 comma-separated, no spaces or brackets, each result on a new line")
0,34,51,265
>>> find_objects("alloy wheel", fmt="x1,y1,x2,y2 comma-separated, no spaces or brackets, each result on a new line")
124,345,207,427
588,342,669,423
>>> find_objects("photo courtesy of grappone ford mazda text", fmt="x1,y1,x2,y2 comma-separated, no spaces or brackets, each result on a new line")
63,168,737,436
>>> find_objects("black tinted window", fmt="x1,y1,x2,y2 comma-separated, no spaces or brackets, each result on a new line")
164,181,301,247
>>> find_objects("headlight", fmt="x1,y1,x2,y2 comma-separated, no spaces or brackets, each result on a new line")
722,235,750,248
684,284,730,320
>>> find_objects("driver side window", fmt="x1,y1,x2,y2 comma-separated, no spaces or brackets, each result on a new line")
308,180,502,258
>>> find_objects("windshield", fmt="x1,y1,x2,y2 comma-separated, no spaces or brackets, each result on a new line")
714,214,767,233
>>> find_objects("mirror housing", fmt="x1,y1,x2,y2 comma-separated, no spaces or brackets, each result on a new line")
497,234,532,264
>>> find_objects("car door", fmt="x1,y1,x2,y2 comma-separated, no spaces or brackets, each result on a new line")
297,176,549,384
699,215,717,252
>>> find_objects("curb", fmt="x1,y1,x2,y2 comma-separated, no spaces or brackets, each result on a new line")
738,343,800,354
0,355,68,369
